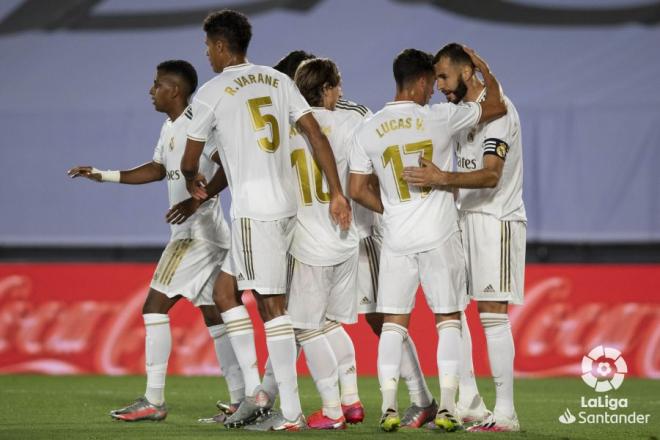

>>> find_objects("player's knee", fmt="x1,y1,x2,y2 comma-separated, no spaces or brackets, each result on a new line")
142,289,177,314
199,305,223,327
477,301,508,314
255,293,286,322
365,313,383,335
435,311,461,323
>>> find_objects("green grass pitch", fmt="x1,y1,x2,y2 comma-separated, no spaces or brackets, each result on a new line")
1,375,658,439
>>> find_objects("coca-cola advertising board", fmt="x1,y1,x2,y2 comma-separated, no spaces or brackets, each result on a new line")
0,264,657,378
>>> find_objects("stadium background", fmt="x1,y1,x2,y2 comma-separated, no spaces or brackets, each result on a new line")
0,0,658,388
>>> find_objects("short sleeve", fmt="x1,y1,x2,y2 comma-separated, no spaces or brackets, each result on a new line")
152,122,167,164
482,113,512,160
349,134,373,174
447,101,481,135
202,137,219,161
187,94,216,142
285,77,312,123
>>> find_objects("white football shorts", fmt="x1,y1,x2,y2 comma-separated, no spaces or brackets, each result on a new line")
460,212,526,304
221,217,295,295
377,231,468,315
151,238,226,307
356,235,381,314
287,252,359,329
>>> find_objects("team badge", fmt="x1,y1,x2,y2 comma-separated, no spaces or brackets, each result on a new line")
168,137,175,151
496,142,509,159
467,130,475,143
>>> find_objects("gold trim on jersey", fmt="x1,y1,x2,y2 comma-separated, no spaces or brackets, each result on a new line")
241,218,255,280
500,221,511,292
153,239,194,286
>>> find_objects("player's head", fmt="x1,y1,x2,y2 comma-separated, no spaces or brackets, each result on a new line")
433,43,474,104
393,48,435,105
150,60,198,113
274,50,316,79
203,9,252,73
294,58,341,110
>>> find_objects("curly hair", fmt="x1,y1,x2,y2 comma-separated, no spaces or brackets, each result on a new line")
203,10,252,54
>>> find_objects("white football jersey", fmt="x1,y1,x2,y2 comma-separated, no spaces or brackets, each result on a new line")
289,107,361,266
350,100,481,255
187,63,311,221
454,94,526,221
335,98,378,239
153,110,230,247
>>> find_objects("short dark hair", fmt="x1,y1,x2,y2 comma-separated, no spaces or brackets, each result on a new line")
433,42,474,68
393,48,434,90
294,58,340,107
273,50,316,79
203,9,252,54
157,60,198,98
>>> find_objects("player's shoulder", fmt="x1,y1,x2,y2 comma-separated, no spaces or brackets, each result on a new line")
335,98,372,118
194,73,227,104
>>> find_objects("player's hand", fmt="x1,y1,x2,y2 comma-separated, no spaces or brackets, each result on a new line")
67,166,102,182
166,197,201,225
402,157,447,187
330,193,352,231
463,45,491,75
185,173,208,200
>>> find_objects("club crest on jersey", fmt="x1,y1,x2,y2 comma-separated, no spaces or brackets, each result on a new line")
467,130,475,143
496,142,509,159
168,137,175,151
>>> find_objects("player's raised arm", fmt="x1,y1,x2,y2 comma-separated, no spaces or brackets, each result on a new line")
463,46,507,124
67,161,165,184
297,112,352,230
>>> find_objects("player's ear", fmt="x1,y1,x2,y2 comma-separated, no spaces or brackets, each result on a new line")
462,63,474,81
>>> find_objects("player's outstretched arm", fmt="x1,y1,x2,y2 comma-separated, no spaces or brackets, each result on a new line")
463,46,507,124
297,113,352,230
403,156,503,189
349,172,384,214
181,138,207,200
67,161,165,184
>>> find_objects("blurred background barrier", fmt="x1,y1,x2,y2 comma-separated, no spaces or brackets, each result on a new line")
0,263,657,377
1,0,659,246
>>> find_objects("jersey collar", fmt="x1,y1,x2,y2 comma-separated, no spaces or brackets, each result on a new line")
385,100,417,107
223,62,253,72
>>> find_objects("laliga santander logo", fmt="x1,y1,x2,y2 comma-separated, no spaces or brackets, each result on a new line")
581,345,628,392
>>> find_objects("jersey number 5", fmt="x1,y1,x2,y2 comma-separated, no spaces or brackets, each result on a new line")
291,148,330,205
247,96,280,153
381,140,433,201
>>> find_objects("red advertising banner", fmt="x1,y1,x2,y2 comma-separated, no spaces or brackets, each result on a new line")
0,264,658,377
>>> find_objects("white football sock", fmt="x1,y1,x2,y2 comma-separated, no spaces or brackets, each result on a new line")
143,313,171,406
220,306,260,396
458,312,480,407
208,323,245,404
261,343,302,401
436,319,462,413
400,336,432,407
323,320,360,405
297,328,342,419
480,313,515,418
261,358,278,401
378,323,407,414
265,315,302,420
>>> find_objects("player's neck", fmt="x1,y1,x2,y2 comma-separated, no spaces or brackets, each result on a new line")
394,89,422,105
464,79,485,103
224,54,248,69
166,102,187,121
